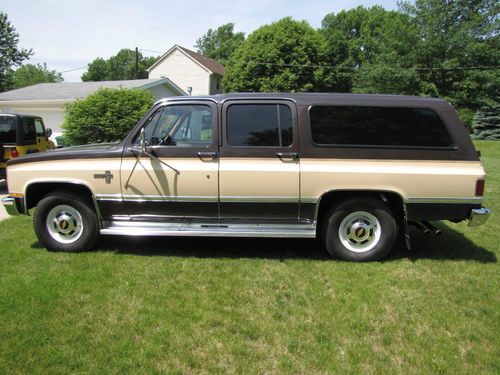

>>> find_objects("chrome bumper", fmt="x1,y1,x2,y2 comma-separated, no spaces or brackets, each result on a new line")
468,207,491,227
1,196,20,216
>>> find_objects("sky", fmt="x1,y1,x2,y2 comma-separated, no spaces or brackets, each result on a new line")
3,0,398,82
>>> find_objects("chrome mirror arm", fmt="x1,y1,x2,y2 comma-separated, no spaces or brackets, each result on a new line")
124,147,142,188
125,145,180,189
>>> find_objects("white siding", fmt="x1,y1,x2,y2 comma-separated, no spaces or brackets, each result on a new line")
0,103,66,132
146,84,178,100
148,49,211,96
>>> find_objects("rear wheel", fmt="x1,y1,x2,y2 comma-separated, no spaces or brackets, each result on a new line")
323,197,397,261
34,191,99,252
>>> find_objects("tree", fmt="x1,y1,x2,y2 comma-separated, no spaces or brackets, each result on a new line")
399,0,500,108
0,12,33,92
81,49,160,81
223,17,346,92
11,63,63,89
471,101,500,140
62,88,154,145
81,57,107,82
321,6,425,95
195,23,245,65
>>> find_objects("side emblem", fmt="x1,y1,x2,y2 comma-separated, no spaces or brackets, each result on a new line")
93,170,113,184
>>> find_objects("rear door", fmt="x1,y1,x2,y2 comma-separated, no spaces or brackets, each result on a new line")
219,100,300,221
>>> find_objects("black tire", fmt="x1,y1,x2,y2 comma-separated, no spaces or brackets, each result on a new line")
322,197,397,261
33,191,100,252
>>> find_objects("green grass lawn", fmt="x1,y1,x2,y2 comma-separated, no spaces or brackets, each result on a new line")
1,141,499,374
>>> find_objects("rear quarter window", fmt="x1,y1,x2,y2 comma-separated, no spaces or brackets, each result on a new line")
309,106,454,148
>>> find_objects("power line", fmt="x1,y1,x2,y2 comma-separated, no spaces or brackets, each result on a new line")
58,47,163,75
251,61,500,71
59,66,88,73
138,48,164,55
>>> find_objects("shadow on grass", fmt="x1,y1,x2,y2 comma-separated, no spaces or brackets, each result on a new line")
388,222,496,263
63,221,496,263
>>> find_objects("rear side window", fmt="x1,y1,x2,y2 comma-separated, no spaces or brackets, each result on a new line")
310,106,453,148
227,104,293,147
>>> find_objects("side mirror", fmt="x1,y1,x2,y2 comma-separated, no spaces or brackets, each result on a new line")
46,128,52,137
140,128,146,153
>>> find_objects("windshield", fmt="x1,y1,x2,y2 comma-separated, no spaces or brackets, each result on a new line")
0,116,16,143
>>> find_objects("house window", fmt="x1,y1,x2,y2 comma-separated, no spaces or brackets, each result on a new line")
216,78,221,91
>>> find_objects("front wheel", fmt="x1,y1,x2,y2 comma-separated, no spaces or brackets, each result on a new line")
34,191,100,252
323,197,397,261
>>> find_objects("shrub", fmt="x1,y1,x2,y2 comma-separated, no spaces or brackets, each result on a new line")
471,102,500,140
62,88,154,145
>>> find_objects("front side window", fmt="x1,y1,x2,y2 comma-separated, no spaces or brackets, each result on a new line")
34,119,45,136
227,104,293,147
135,104,213,147
310,106,453,148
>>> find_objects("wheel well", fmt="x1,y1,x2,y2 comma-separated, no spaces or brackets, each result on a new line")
25,183,95,211
316,190,406,230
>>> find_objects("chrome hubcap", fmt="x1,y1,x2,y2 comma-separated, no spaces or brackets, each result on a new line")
339,211,381,253
46,205,83,244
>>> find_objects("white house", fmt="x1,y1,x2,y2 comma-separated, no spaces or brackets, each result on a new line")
0,45,225,132
147,45,225,96
0,78,186,132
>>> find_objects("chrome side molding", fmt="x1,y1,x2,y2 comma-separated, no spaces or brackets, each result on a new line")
100,221,317,238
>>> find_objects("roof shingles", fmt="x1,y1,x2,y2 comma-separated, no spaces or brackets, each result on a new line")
177,46,225,76
0,79,168,101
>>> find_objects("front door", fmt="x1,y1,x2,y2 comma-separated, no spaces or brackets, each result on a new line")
219,100,300,221
121,101,219,221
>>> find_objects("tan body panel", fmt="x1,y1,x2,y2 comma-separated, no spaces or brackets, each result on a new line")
8,157,485,206
300,159,485,202
120,157,218,200
219,158,299,200
7,159,122,196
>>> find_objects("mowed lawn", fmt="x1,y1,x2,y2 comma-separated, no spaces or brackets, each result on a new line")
1,141,499,374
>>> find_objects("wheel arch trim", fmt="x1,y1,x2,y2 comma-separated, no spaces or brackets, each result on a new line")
312,189,407,224
23,179,103,226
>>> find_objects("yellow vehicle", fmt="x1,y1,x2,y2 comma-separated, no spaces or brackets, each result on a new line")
0,114,53,179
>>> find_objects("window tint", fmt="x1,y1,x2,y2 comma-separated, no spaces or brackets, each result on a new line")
21,117,36,144
310,106,453,148
0,116,16,143
135,105,213,147
227,104,293,147
34,119,45,136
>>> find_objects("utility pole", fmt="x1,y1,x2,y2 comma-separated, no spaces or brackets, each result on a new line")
135,47,139,79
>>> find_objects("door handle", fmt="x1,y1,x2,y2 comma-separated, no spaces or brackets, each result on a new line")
197,151,218,159
276,152,299,160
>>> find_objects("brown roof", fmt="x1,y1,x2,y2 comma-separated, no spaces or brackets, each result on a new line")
177,46,225,76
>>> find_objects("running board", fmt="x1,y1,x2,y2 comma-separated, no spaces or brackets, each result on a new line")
100,221,317,238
